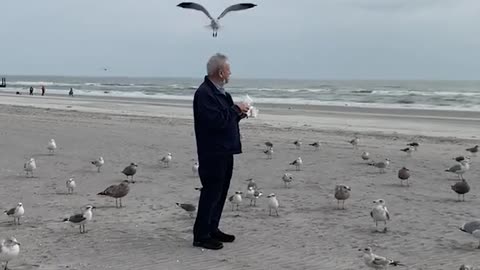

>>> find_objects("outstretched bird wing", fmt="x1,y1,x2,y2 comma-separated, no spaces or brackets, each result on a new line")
217,3,256,20
177,2,214,20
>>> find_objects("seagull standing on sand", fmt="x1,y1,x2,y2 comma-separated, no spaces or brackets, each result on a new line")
176,2,257,37
176,203,196,217
309,141,320,151
407,142,419,151
265,141,273,150
400,146,414,157
349,136,359,150
161,153,172,168
361,247,404,269
245,186,255,206
4,203,24,225
452,179,470,202
398,167,410,186
466,145,479,156
290,157,303,171
369,159,390,173
192,162,199,177
122,163,137,181
24,158,36,178
47,138,57,154
91,157,104,172
334,185,351,209
370,199,390,233
66,178,76,194
0,237,21,270
252,189,262,206
282,173,294,188
293,140,302,150
445,159,470,180
245,178,258,190
459,220,480,248
361,151,370,161
264,148,273,159
267,193,279,216
63,205,95,234
97,180,132,208
228,191,242,211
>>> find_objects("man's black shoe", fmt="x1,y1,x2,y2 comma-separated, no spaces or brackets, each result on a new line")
193,238,224,250
211,231,235,243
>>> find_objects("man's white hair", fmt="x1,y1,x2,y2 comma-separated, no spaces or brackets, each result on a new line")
207,53,228,76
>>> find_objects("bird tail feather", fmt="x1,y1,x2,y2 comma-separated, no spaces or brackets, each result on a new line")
390,261,405,266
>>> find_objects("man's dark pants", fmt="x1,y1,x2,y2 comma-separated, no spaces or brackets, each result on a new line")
193,154,234,241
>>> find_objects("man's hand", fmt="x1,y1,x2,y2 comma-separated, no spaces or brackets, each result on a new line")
236,102,250,114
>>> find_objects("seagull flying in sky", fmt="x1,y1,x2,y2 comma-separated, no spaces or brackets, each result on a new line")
177,2,257,37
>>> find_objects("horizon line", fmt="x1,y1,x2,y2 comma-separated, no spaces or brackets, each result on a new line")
1,73,479,82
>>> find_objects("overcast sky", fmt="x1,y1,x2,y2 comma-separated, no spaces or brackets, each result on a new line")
0,0,479,80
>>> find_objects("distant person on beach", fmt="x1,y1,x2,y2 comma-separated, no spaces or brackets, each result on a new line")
29,87,34,95
41,85,45,96
192,53,250,250
69,88,74,97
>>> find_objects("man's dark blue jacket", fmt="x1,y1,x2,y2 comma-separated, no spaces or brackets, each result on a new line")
193,76,244,158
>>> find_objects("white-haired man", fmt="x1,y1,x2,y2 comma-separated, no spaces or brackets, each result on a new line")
192,53,250,250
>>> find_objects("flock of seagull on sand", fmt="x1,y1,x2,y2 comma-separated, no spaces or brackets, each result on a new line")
257,137,477,269
1,135,478,269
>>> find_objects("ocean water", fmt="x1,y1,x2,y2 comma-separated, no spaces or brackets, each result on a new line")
1,75,480,111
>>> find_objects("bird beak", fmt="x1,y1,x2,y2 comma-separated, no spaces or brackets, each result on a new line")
92,206,97,209
15,241,21,246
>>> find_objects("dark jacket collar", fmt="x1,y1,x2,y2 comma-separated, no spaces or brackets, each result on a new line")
204,76,226,96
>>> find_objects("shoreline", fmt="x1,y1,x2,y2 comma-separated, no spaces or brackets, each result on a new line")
0,93,479,141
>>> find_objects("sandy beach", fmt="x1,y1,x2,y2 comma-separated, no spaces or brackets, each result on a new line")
0,93,479,269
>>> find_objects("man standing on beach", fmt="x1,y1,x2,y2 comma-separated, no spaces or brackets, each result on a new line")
192,53,250,250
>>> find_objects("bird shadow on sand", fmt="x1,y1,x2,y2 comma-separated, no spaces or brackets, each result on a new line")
10,263,40,270
31,153,55,158
94,205,124,210
380,183,409,188
284,168,302,172
0,221,39,229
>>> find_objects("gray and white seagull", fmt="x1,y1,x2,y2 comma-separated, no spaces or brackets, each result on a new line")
177,2,257,37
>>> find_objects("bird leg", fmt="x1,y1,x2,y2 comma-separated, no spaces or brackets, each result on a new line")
275,209,279,216
342,200,346,210
120,198,123,208
269,208,272,216
463,194,466,202
4,261,8,270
